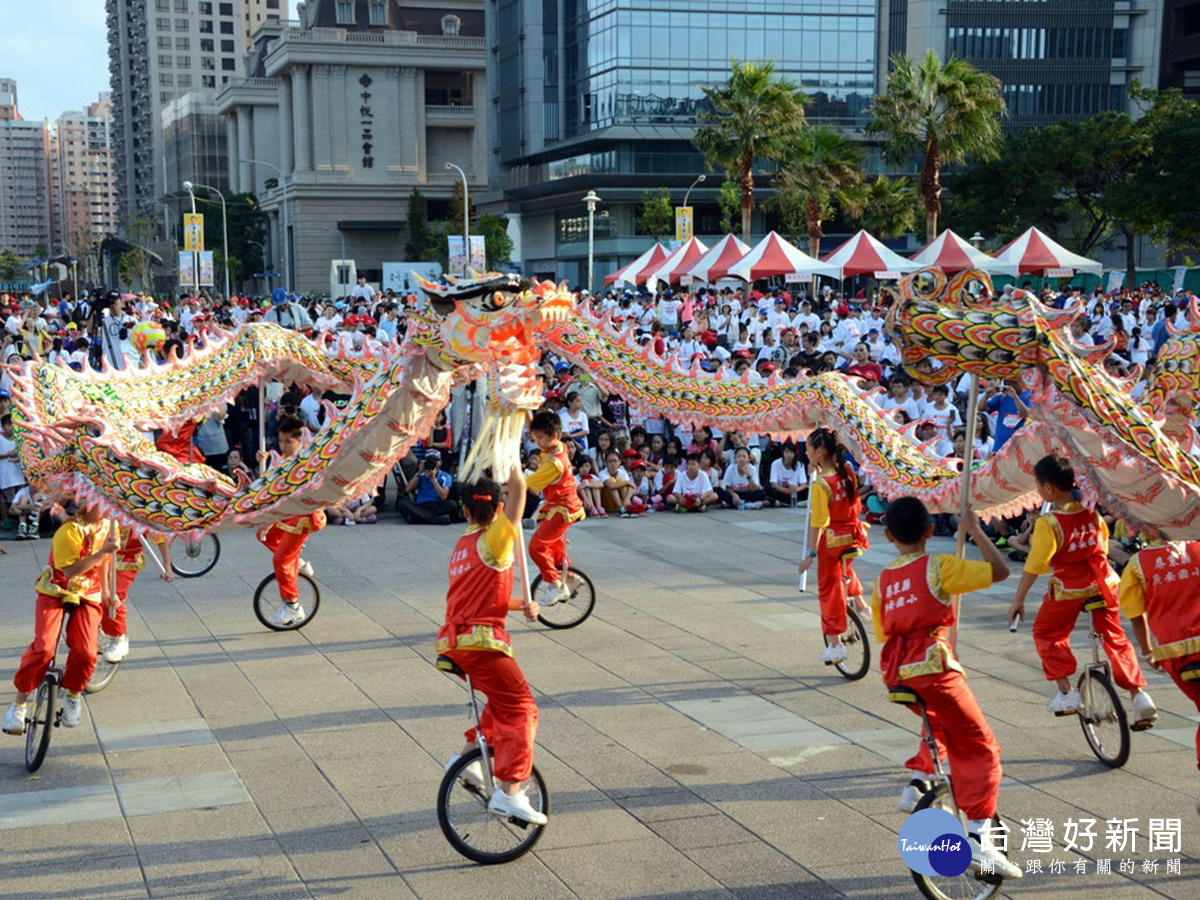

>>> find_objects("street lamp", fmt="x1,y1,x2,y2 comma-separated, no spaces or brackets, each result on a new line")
246,158,290,290
445,161,469,273
181,185,201,298
183,180,230,301
683,173,706,209
583,190,601,294
969,232,985,249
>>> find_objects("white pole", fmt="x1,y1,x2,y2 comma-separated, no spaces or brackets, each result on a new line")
949,375,981,649
798,469,816,593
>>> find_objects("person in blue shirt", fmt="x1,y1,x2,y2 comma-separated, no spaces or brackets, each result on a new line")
398,448,458,525
987,381,1032,455
1151,301,1182,359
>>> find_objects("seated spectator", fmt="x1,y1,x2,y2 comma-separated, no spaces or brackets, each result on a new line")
917,420,954,458
652,456,679,511
574,458,606,518
724,447,766,509
558,392,589,454
9,484,47,539
590,429,617,468
766,441,806,506
397,449,457,525
328,492,379,525
687,425,720,458
698,448,734,508
629,460,653,511
601,452,638,517
667,452,719,512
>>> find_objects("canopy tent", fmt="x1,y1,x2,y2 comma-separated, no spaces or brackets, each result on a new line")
822,230,920,278
646,236,710,290
990,227,1103,276
603,242,670,287
910,230,1019,275
683,233,752,284
725,231,840,282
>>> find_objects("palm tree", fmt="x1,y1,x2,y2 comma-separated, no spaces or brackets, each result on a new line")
773,125,865,258
866,50,1007,244
850,176,919,240
694,60,808,241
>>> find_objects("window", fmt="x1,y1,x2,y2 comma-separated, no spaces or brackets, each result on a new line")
175,18,189,30
442,15,460,36
158,55,173,68
156,0,169,10
156,16,170,29
202,75,216,88
157,36,172,49
221,39,234,52
267,0,279,7
201,57,215,70
177,55,190,67
158,73,174,85
369,0,387,25
222,58,235,71
220,21,233,34
198,1,211,12
178,74,191,87
200,19,213,33
336,1,354,24
201,38,214,51
219,2,233,13
174,0,188,11
175,36,189,49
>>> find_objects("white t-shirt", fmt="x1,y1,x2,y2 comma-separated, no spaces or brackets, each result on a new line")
878,396,922,423
658,299,682,326
352,284,376,302
723,462,757,490
674,469,712,495
921,400,962,435
558,409,589,450
602,465,630,484
769,459,802,488
0,434,25,489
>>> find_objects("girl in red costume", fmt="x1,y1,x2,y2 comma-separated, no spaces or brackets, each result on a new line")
100,526,173,664
797,428,869,665
438,465,546,825
525,411,585,606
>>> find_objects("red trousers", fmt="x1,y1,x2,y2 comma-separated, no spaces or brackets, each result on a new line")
1031,595,1146,691
101,568,139,638
817,545,851,636
1162,653,1200,771
844,559,863,599
529,516,570,584
444,648,538,783
14,593,101,695
901,669,1002,821
258,527,307,602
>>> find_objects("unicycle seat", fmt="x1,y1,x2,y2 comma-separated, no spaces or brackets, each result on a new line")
436,654,465,677
1083,596,1107,612
1180,661,1200,682
887,685,924,708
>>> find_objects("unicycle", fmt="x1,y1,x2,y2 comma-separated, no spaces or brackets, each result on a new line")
887,685,1016,900
253,571,321,631
531,541,595,629
823,604,871,681
435,654,548,864
1072,598,1132,769
171,533,220,578
85,627,122,694
24,619,72,772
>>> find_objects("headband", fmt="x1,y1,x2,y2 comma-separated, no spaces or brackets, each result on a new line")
472,494,494,501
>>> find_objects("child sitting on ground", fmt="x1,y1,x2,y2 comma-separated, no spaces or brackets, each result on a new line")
574,458,605,518
601,451,639,517
666,452,719,512
651,456,678,511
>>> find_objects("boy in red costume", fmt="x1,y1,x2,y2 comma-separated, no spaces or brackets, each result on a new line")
1009,454,1156,725
1120,539,1200,812
100,526,173,664
3,505,118,734
256,415,325,627
525,411,585,605
872,497,1021,880
797,428,869,665
438,465,546,824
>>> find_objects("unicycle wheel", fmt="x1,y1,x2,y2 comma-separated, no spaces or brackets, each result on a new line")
253,573,321,631
85,656,121,694
171,533,220,578
824,607,871,681
912,782,1007,900
1077,668,1130,769
436,747,548,864
24,677,56,772
534,566,596,629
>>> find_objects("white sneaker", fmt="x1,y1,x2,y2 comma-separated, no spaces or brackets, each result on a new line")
487,787,547,825
969,832,1023,880
1132,691,1158,729
534,580,566,606
898,778,929,813
2,703,26,735
103,635,129,663
298,559,314,578
1048,688,1081,715
745,501,763,510
267,602,306,627
60,694,83,728
444,753,486,791
820,643,848,664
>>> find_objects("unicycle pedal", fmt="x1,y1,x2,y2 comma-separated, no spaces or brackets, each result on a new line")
1053,709,1077,717
1130,717,1155,732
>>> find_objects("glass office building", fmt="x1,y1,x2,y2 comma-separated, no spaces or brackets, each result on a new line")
487,0,878,283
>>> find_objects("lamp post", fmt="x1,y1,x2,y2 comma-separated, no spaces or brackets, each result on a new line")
683,173,706,209
969,232,985,249
445,161,469,273
583,190,601,294
69,258,78,302
246,158,290,290
184,180,230,300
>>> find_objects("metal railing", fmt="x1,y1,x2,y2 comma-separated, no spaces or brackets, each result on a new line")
426,105,475,116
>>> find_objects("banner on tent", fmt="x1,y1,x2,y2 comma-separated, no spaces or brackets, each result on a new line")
1106,271,1126,292
874,270,901,280
680,275,693,286
785,273,813,283
1045,267,1074,278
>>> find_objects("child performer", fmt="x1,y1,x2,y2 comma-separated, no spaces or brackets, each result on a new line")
797,428,869,665
438,465,547,825
1120,539,1200,812
1009,454,1156,725
525,411,586,605
256,415,325,627
100,526,174,664
3,505,118,734
872,498,1021,880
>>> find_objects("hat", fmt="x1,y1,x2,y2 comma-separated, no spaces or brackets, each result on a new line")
0,388,10,399
631,459,648,469
66,322,78,330
425,449,442,460
621,448,640,459
837,304,850,317
733,349,752,360
760,362,778,373
271,288,288,306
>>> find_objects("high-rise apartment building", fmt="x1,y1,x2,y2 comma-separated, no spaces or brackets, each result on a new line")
106,0,282,226
1160,0,1200,97
51,93,119,260
0,79,52,256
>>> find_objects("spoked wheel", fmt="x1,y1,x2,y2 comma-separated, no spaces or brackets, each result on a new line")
534,566,596,629
825,607,871,681
171,533,220,578
253,573,321,631
1077,668,1130,769
24,677,57,772
85,652,120,694
912,783,1006,900
436,747,548,864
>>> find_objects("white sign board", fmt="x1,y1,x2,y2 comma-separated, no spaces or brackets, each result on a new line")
1106,270,1125,293
1045,267,1074,278
785,273,813,284
383,262,444,297
873,270,901,280
1174,267,1187,293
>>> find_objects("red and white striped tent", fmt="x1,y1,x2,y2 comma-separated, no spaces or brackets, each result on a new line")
683,233,751,284
646,236,710,291
910,230,1019,275
603,242,670,287
822,230,920,278
725,231,840,281
990,227,1103,276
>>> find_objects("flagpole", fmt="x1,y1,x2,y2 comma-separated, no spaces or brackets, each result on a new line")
949,375,981,651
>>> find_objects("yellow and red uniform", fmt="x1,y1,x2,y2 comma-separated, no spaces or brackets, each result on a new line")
526,440,585,585
811,465,868,636
155,420,203,465
436,515,538,783
14,517,114,695
102,528,145,639
872,553,1002,820
1024,502,1144,691
1120,542,1200,769
257,511,325,602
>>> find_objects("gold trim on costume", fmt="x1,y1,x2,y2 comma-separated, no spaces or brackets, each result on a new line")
435,624,514,657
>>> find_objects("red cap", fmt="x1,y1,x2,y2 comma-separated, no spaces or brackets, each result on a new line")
761,362,778,373
838,304,850,317
621,448,640,458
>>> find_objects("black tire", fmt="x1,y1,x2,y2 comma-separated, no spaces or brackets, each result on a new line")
1077,668,1130,769
24,677,56,772
436,747,548,864
171,534,221,578
253,572,321,631
534,566,596,629
85,657,120,694
824,607,871,681
912,782,1006,900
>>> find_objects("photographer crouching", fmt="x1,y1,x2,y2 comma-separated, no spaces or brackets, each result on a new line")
397,449,459,525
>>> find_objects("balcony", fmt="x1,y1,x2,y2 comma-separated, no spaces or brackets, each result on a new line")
426,104,475,120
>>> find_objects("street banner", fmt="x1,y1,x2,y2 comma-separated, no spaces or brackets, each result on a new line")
382,262,443,297
1106,270,1125,293
1174,267,1187,293
447,235,466,275
184,213,204,252
198,251,215,286
178,252,195,287
469,235,486,272
675,207,693,243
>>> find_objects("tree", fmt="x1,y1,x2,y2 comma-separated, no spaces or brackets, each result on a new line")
773,125,864,257
405,188,445,263
716,180,741,235
448,179,476,237
0,249,24,282
635,187,674,242
850,177,919,241
117,213,154,291
477,214,514,268
866,50,1007,244
693,60,808,240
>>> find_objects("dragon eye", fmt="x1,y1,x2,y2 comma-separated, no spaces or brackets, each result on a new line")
479,290,513,313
